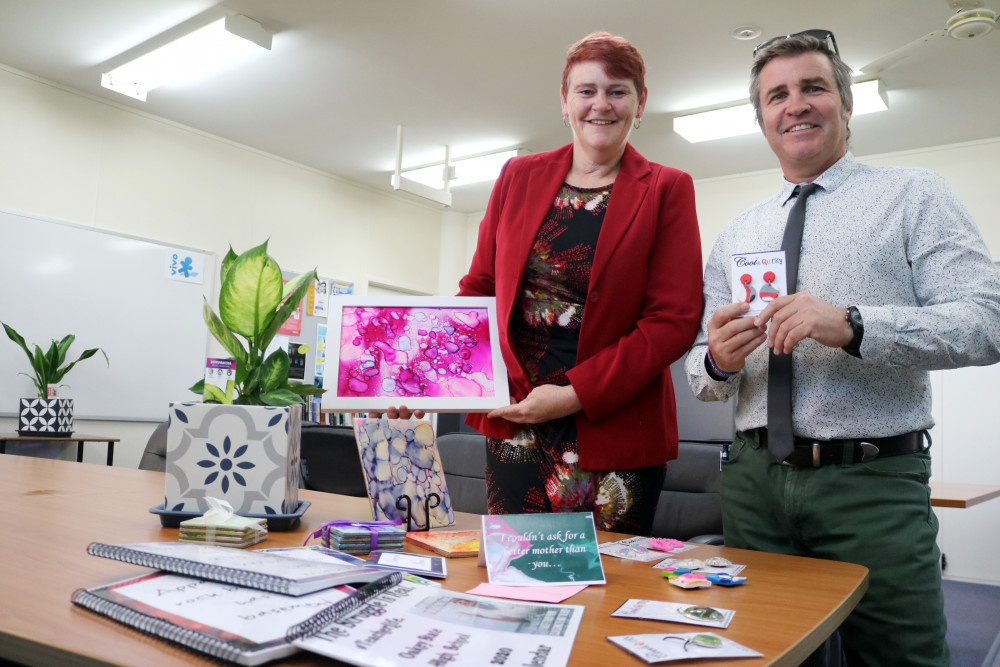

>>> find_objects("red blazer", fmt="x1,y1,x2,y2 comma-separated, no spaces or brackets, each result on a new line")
459,143,703,470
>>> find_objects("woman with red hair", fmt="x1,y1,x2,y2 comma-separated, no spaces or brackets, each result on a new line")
413,32,702,534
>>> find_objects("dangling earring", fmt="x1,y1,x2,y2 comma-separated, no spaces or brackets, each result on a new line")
760,271,780,302
633,116,642,130
563,115,570,128
740,274,757,304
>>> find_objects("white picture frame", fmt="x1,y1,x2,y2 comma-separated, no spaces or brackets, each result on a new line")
322,295,510,413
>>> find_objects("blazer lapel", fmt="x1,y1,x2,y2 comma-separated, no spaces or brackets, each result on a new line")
590,144,650,285
501,145,573,301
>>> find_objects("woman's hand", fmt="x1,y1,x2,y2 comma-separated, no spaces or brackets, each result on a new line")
366,405,425,420
487,384,582,424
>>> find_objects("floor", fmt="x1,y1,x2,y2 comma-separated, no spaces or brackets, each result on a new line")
944,579,1000,667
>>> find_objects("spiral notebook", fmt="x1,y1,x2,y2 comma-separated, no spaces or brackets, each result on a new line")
73,571,584,666
86,541,388,596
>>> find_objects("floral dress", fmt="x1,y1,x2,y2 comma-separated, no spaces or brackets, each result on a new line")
485,183,666,535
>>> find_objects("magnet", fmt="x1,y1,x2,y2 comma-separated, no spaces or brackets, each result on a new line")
680,606,724,621
648,537,684,552
705,573,747,587
704,556,732,568
688,634,724,649
669,573,712,589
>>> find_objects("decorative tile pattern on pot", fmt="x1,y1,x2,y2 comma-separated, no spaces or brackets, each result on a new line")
164,402,301,515
18,398,73,436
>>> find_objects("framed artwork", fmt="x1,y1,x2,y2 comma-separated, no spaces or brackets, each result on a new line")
322,296,509,412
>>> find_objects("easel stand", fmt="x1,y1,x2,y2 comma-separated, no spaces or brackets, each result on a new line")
395,493,441,532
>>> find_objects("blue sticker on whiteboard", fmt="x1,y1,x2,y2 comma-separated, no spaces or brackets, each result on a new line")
166,249,204,283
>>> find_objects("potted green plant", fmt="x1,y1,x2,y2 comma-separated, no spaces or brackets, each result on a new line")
188,240,324,406
164,241,324,518
1,322,108,436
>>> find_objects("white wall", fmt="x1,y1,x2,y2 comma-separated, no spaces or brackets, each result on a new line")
0,65,444,470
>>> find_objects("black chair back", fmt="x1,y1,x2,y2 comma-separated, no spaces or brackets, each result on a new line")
299,422,367,497
138,422,168,472
650,441,724,543
436,432,488,515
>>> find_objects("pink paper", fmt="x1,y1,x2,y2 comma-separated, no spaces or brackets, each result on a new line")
465,583,588,604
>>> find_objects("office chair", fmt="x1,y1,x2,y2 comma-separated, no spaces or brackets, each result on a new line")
436,432,489,515
138,421,168,472
298,422,367,497
650,441,725,544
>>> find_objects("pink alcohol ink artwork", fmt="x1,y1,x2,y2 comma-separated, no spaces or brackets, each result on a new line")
322,296,509,412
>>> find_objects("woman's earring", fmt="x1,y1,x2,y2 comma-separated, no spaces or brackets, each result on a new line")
563,115,570,128
633,116,642,130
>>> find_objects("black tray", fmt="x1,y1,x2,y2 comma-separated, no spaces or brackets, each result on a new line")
149,500,311,531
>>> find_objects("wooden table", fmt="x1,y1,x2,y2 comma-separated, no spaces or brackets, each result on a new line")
929,481,1000,508
0,457,868,667
0,433,121,466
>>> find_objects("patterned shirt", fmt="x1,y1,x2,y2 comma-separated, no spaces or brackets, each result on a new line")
512,183,609,387
686,152,1000,439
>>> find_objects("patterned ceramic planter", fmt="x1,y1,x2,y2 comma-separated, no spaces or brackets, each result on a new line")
164,402,301,515
18,397,74,437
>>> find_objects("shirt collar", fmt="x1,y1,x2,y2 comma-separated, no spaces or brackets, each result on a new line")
776,152,858,207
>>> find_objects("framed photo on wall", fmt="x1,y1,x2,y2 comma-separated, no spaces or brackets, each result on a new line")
322,296,509,412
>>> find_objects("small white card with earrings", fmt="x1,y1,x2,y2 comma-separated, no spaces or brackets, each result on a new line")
730,250,787,317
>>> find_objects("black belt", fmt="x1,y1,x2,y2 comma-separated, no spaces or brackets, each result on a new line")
747,428,926,467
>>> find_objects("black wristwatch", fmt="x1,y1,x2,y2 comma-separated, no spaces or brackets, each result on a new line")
843,306,864,358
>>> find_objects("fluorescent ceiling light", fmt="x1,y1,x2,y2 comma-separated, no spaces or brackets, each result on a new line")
673,105,759,143
851,79,889,114
101,14,271,101
396,149,522,189
673,79,889,143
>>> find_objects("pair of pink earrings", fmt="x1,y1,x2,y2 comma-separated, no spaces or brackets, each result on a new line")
739,271,779,304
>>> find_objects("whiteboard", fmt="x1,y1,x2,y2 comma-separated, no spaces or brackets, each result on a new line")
0,208,214,421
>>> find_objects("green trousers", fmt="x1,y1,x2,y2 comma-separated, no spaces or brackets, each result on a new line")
722,430,948,667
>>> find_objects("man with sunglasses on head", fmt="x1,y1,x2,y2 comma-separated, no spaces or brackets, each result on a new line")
686,30,1000,666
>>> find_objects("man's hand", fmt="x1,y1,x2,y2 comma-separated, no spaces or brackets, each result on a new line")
487,384,582,424
754,292,852,354
707,301,768,373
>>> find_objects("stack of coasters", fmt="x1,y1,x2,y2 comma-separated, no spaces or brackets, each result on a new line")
321,522,405,555
179,514,268,548
177,497,268,549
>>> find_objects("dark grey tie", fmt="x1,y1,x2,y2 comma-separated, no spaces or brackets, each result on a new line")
767,182,821,462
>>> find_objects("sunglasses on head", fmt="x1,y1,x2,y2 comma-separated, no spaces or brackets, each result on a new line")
753,29,839,57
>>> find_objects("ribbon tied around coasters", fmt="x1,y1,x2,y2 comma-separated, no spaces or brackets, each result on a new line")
306,519,405,555
178,496,268,548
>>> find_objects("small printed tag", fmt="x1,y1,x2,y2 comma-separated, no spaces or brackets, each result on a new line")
204,358,236,403
607,632,763,663
612,599,735,629
598,536,693,562
730,250,786,317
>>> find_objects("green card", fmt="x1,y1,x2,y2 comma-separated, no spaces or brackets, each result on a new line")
481,513,605,586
